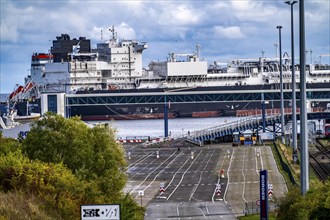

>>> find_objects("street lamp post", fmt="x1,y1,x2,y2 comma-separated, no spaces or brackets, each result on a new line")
285,1,298,163
277,25,285,144
299,0,309,195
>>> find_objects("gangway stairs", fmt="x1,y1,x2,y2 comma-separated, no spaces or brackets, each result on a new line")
184,114,282,145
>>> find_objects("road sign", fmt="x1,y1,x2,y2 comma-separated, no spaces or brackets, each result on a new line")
215,189,221,196
138,190,144,196
256,200,260,206
81,204,120,220
268,183,273,197
160,182,165,193
268,183,273,190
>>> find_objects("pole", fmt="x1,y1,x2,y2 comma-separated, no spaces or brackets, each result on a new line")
260,170,268,220
285,0,298,163
262,93,266,132
277,26,285,145
164,95,169,138
299,0,309,195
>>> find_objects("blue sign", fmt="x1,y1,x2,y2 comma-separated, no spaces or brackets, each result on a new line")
19,131,29,139
260,170,268,220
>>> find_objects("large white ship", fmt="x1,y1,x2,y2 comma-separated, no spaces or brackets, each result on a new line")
6,27,330,120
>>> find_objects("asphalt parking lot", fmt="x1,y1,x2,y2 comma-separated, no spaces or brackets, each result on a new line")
124,143,287,219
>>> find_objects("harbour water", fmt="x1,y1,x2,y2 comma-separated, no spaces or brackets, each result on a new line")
87,116,239,139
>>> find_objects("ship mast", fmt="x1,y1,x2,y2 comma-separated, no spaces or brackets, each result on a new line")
109,25,117,45
196,44,201,58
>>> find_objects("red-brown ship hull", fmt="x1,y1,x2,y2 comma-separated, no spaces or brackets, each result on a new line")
81,112,176,121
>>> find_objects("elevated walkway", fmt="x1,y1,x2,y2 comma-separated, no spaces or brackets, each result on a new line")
184,114,281,144
183,111,330,144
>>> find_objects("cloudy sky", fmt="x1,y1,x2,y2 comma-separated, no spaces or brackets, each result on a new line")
0,0,329,93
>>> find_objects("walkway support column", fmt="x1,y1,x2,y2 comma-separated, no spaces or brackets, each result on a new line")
164,95,169,138
262,93,266,132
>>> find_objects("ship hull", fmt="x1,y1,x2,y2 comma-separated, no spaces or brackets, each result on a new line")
68,99,322,121
81,112,176,121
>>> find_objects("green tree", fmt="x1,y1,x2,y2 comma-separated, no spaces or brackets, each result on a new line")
0,132,21,155
277,187,307,220
119,193,145,220
305,180,330,220
278,180,330,220
22,112,127,203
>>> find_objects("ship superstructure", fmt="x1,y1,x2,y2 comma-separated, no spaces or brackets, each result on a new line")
24,27,147,96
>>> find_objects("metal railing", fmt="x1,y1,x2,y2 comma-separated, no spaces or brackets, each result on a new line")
185,114,282,143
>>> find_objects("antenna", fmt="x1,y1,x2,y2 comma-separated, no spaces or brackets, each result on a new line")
274,43,278,58
196,44,201,58
101,29,103,42
109,25,115,40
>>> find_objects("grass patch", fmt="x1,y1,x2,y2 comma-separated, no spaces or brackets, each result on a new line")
319,139,330,148
269,141,299,187
0,191,62,220
270,138,330,187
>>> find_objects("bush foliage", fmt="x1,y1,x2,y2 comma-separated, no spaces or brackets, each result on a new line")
277,180,330,220
0,113,144,219
0,150,83,218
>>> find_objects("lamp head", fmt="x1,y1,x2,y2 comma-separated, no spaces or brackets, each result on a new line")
285,1,298,5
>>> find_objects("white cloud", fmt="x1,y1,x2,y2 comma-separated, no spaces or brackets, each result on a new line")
214,26,245,39
231,0,278,23
0,2,36,42
149,3,201,26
